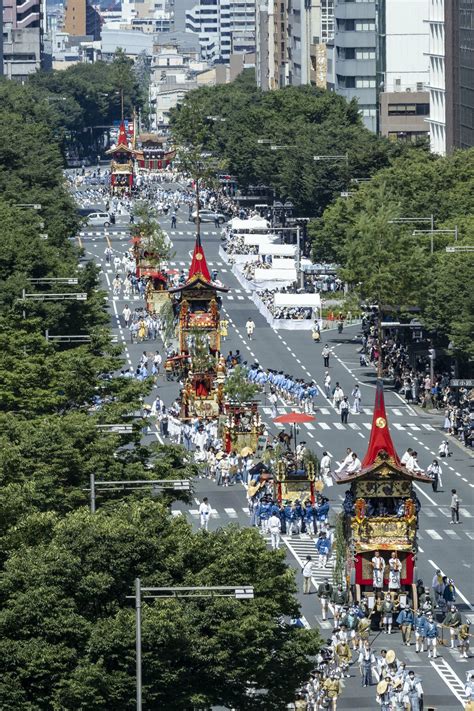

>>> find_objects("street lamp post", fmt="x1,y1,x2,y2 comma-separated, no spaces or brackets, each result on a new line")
313,154,349,162
412,228,458,255
129,580,254,711
87,473,191,513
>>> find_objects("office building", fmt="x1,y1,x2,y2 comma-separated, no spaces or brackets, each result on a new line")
255,0,333,89
64,0,101,40
2,0,42,78
329,0,429,134
453,0,473,149
185,0,256,63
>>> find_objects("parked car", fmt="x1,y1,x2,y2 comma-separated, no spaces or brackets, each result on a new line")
190,210,228,225
87,212,114,227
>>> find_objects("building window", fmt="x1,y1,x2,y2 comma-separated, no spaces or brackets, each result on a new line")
355,48,375,59
355,76,376,88
388,103,430,116
354,20,375,31
359,106,376,117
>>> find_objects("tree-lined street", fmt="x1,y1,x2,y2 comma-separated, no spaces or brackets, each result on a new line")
78,173,473,709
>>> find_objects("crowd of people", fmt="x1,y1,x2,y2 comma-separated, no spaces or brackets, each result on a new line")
259,287,314,320
289,553,470,710
361,323,474,450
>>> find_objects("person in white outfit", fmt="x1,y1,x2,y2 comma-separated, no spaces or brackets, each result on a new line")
199,497,211,530
320,451,332,479
351,384,362,413
268,513,282,550
336,448,353,473
346,453,362,473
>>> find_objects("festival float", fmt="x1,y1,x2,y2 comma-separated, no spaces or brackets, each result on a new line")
271,412,318,504
130,215,171,315
168,235,228,419
332,380,431,606
220,365,263,454
106,121,134,195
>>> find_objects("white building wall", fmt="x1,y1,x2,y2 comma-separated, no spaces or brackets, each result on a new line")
426,0,446,154
385,0,429,92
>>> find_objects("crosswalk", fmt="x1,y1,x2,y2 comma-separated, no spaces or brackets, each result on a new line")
78,229,130,240
260,408,436,434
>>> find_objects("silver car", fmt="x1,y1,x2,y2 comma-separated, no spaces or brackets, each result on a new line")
190,209,227,225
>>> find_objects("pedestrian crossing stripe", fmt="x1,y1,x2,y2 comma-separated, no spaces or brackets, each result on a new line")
407,423,421,430
348,423,360,430
319,422,330,430
426,529,442,539
422,424,436,431
305,423,315,430
362,423,372,430
333,423,345,430
393,423,405,430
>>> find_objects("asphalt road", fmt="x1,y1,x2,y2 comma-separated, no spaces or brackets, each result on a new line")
77,177,473,710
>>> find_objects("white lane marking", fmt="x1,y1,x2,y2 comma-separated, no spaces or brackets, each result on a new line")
334,423,346,430
224,508,238,518
393,423,405,430
348,423,360,430
305,423,315,430
407,423,421,431
362,423,372,430
430,658,466,705
460,508,472,518
422,423,435,431
425,529,442,540
413,483,438,507
318,422,330,430
171,510,183,516
444,529,460,539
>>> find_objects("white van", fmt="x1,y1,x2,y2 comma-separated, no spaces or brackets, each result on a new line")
87,212,112,227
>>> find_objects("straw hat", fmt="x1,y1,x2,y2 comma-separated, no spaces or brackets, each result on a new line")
216,451,225,460
377,680,388,695
240,447,253,457
386,650,396,664
392,678,403,690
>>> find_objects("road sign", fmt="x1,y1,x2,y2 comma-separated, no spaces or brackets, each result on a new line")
450,379,474,387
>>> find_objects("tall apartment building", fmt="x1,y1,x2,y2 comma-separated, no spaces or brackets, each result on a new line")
328,0,429,135
2,0,43,78
185,0,255,63
427,0,473,155
64,0,101,40
255,0,334,89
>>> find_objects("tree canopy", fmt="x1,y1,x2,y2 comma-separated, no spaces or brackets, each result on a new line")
309,148,474,358
0,503,320,710
170,75,414,216
0,65,322,709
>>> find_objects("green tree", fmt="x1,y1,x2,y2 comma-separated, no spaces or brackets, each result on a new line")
0,503,321,710
131,201,172,265
170,81,411,216
224,364,260,404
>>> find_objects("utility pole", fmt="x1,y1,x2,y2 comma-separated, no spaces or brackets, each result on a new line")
90,472,96,513
136,578,142,711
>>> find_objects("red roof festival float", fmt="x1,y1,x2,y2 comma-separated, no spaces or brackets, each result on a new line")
106,121,134,195
334,380,431,607
167,234,228,419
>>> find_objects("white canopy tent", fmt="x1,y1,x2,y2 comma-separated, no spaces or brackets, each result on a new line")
273,292,322,322
254,268,297,282
268,258,296,270
258,244,296,257
229,216,270,231
243,234,279,246
273,293,321,308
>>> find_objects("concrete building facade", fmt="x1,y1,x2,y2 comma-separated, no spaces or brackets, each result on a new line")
2,0,43,78
329,0,429,133
64,0,101,40
185,0,256,63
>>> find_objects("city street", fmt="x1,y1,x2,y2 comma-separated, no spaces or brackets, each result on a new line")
78,177,473,710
